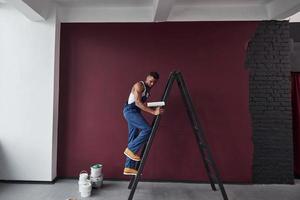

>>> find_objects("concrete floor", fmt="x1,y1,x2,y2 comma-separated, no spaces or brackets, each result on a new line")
0,179,300,200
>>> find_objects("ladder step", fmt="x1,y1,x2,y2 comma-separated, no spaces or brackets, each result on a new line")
200,143,207,148
204,158,212,164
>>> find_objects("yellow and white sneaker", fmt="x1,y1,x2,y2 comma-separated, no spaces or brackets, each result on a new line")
123,168,138,176
124,148,141,161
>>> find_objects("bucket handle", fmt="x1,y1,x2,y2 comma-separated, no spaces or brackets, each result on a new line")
79,170,88,174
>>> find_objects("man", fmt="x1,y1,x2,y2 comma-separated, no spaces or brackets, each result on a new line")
123,72,164,176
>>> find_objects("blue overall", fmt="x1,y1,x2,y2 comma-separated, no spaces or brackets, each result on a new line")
123,86,152,168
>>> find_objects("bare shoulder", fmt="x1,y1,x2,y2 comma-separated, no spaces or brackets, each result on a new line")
133,82,143,92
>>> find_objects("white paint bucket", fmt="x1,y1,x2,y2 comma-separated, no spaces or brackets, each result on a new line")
91,174,103,188
80,182,92,198
90,164,103,178
78,179,91,192
79,170,89,182
78,170,91,194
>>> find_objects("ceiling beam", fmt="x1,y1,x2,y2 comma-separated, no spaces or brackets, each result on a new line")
60,6,152,23
7,0,50,21
152,0,175,22
168,4,268,21
266,0,300,19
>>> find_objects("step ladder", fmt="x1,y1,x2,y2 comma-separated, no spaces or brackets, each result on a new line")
127,71,229,200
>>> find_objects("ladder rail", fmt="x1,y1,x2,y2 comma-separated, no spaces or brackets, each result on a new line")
128,71,178,190
175,72,217,191
176,72,228,200
128,144,145,189
128,71,177,200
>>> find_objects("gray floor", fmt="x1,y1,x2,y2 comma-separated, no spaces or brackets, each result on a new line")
0,179,300,200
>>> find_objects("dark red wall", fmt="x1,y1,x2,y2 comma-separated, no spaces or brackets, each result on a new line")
58,22,258,182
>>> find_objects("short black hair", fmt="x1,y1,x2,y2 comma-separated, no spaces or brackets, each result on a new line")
148,71,160,80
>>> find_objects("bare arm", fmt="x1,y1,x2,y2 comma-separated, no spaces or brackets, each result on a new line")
132,82,162,115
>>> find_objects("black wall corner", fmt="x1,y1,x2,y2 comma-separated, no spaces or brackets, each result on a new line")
246,20,294,184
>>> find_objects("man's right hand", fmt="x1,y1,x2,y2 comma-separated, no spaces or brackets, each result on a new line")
153,107,164,115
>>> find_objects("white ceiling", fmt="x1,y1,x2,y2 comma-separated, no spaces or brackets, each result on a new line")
55,0,274,7
3,0,300,22
176,0,274,5
55,0,152,7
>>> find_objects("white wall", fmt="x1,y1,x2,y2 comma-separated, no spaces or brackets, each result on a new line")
51,6,61,180
0,3,60,181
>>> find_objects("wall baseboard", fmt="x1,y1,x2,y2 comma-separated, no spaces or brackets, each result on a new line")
0,177,58,184
0,177,297,185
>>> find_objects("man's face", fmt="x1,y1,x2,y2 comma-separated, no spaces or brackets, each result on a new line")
145,75,158,88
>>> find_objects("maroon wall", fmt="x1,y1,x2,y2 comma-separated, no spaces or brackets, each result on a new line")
58,22,258,182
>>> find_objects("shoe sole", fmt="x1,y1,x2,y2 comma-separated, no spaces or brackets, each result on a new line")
124,151,141,161
123,172,137,176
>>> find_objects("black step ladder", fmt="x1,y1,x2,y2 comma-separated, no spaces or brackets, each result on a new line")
127,71,229,200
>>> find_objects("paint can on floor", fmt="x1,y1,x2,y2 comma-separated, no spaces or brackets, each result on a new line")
78,170,91,194
90,163,104,188
79,182,92,198
90,164,103,178
78,170,89,183
90,174,103,188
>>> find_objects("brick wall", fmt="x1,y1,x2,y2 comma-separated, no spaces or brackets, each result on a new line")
246,21,294,184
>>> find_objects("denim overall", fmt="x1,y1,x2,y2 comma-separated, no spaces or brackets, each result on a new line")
123,83,152,168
